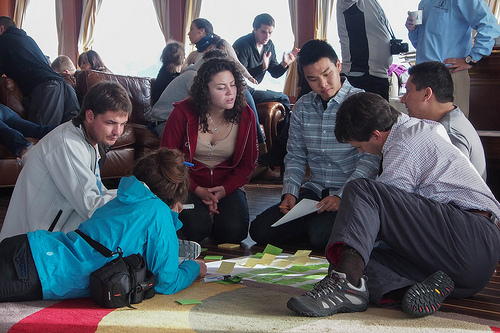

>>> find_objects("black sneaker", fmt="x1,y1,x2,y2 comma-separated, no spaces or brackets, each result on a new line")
287,270,369,317
402,270,454,318
178,239,201,260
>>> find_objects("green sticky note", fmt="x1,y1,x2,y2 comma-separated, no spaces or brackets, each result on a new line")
298,283,317,290
204,255,223,260
288,265,311,272
252,252,264,259
176,299,202,305
263,244,283,256
201,248,208,252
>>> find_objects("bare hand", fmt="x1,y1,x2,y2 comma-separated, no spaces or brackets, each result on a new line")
282,47,300,67
195,260,207,277
443,57,472,73
279,194,297,214
405,12,416,31
207,186,226,201
248,77,258,85
317,195,341,213
170,201,184,213
262,51,271,71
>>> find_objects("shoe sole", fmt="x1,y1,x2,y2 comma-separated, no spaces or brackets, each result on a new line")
178,239,201,260
287,296,368,317
402,270,454,318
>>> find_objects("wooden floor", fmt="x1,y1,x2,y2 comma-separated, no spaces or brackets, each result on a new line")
0,176,499,322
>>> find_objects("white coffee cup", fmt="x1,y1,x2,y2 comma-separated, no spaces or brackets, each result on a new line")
409,10,423,25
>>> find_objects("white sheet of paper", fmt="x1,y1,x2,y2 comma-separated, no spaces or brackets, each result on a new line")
271,198,320,227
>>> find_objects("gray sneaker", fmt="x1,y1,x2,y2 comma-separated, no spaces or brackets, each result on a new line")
178,239,201,260
287,270,369,317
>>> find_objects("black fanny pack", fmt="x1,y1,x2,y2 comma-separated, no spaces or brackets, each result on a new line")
75,229,155,308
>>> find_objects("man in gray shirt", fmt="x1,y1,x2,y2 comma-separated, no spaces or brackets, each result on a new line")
400,61,486,180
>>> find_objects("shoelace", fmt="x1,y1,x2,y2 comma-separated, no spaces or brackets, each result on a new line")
307,273,342,298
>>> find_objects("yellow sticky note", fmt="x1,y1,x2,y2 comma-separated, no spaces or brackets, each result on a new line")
294,250,312,257
243,258,260,268
216,261,235,275
259,253,276,266
218,243,240,249
274,259,292,268
293,256,309,266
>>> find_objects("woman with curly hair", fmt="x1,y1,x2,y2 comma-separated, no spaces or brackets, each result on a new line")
161,57,258,244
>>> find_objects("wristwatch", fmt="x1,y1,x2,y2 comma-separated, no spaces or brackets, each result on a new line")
465,55,477,66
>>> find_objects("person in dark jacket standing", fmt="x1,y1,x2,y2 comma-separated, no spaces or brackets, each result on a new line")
0,16,79,126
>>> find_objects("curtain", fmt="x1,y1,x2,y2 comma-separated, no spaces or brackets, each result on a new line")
485,0,500,20
13,0,29,28
315,0,334,39
152,0,171,43
283,0,300,97
78,0,103,53
183,0,202,57
55,0,63,55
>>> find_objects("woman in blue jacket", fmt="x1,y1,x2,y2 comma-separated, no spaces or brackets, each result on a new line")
0,148,207,302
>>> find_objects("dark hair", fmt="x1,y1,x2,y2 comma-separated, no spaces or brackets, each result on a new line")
76,81,132,123
78,50,111,73
0,16,15,29
335,92,399,143
297,39,339,97
252,13,275,29
408,61,454,103
203,49,227,60
192,18,214,35
161,41,185,72
189,58,246,132
132,148,189,207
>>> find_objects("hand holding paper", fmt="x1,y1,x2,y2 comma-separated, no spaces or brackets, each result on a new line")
271,199,321,227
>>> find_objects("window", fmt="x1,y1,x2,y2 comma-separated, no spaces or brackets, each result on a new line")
91,0,166,77
200,0,294,92
22,0,58,63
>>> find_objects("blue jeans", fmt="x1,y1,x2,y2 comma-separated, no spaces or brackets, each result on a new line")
0,104,55,156
244,89,265,143
179,188,250,243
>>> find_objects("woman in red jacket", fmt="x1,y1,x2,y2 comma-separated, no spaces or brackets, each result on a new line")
161,57,258,243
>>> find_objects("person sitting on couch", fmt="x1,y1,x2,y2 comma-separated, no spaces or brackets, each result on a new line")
78,50,112,73
0,81,132,241
0,147,207,302
0,102,55,160
51,55,78,88
152,41,185,105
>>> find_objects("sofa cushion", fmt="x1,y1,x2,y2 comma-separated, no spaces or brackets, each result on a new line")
75,70,153,125
0,77,26,118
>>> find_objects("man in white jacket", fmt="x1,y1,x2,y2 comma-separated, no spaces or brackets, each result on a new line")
0,81,132,241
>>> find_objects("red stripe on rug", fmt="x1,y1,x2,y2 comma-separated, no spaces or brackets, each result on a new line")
491,326,500,332
9,298,114,333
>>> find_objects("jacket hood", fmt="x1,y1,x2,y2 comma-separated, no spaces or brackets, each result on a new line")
117,176,158,204
6,26,27,37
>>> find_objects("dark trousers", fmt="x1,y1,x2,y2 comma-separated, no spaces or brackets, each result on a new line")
250,189,336,251
27,80,80,126
345,74,390,101
248,87,291,112
0,234,43,302
326,178,500,305
179,189,250,243
0,104,55,156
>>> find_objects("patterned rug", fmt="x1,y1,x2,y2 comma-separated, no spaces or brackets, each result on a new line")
2,279,500,333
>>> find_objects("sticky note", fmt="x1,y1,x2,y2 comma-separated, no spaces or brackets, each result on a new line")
274,259,292,268
263,244,283,256
176,299,202,305
243,258,260,268
218,243,240,249
252,252,264,259
204,255,223,260
259,253,276,265
217,261,235,275
293,256,309,266
294,250,312,257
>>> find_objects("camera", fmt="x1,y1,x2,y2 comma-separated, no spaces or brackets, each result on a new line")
390,39,409,55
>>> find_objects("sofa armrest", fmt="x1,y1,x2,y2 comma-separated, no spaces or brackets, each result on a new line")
0,77,27,118
256,101,286,151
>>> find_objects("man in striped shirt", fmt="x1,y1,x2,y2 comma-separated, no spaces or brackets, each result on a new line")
249,40,381,251
288,92,500,318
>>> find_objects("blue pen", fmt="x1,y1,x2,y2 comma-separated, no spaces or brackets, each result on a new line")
184,161,194,167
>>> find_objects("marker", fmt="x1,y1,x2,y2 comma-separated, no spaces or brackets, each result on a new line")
183,161,194,167
182,204,195,209
202,275,225,283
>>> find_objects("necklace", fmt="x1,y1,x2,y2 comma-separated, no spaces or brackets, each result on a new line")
207,114,223,133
